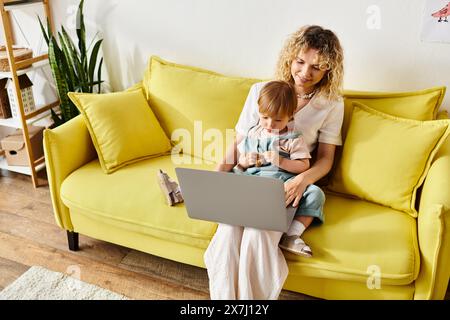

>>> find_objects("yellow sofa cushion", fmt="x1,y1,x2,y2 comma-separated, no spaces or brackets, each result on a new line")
328,102,450,216
142,56,261,162
331,87,447,180
61,155,217,249
68,90,172,174
288,193,420,286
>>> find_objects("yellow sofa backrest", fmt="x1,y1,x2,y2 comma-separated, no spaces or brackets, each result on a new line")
142,56,260,163
341,87,446,140
141,56,446,166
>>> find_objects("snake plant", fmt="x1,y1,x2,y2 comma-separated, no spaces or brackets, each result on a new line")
38,0,104,126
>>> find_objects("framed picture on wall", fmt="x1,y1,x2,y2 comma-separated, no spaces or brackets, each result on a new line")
421,0,450,43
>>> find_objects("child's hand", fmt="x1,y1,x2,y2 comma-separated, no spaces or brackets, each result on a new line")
238,152,259,168
238,153,249,169
263,151,282,167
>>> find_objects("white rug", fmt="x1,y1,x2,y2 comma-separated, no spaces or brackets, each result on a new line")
0,266,128,300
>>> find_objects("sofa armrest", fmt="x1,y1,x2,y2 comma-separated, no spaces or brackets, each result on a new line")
44,115,97,230
414,132,450,299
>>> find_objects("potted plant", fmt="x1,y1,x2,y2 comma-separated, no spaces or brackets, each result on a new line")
39,0,104,127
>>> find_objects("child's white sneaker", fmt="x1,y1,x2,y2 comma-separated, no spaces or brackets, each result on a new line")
279,234,313,257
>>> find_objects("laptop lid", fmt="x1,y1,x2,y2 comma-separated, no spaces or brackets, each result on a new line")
175,168,296,232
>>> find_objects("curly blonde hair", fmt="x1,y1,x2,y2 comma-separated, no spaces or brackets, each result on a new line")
276,25,344,102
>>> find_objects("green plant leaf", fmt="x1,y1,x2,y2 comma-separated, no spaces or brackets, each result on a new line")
37,15,49,46
61,26,88,92
97,57,103,93
88,39,103,92
61,27,80,62
87,31,100,52
37,0,100,126
76,0,87,70
49,37,72,122
50,108,64,127
69,99,79,120
58,32,77,92
47,18,53,38
74,80,103,91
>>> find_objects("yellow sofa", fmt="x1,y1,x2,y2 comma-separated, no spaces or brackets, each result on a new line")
43,58,450,300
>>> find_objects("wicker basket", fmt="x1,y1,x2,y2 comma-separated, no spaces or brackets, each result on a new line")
0,46,33,72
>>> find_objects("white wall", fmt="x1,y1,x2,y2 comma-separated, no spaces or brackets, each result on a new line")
9,0,450,111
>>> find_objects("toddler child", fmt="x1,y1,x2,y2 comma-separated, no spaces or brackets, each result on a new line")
234,80,325,257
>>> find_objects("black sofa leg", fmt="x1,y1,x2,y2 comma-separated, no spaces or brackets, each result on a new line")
67,231,79,251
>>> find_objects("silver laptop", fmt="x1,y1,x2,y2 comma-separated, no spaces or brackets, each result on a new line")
175,168,296,232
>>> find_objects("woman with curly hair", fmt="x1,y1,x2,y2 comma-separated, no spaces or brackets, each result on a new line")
204,25,345,300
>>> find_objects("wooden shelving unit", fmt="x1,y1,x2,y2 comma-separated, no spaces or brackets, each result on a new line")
0,0,57,187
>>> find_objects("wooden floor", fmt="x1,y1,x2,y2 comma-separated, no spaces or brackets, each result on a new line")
0,168,312,300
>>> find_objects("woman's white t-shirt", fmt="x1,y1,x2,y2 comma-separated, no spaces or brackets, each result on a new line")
235,82,344,152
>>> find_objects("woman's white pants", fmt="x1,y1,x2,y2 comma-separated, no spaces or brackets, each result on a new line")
203,223,289,300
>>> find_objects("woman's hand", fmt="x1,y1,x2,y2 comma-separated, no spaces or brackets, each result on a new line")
284,173,309,207
283,143,336,207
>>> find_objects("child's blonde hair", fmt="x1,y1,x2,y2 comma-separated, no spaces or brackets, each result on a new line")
258,81,297,119
275,25,344,101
